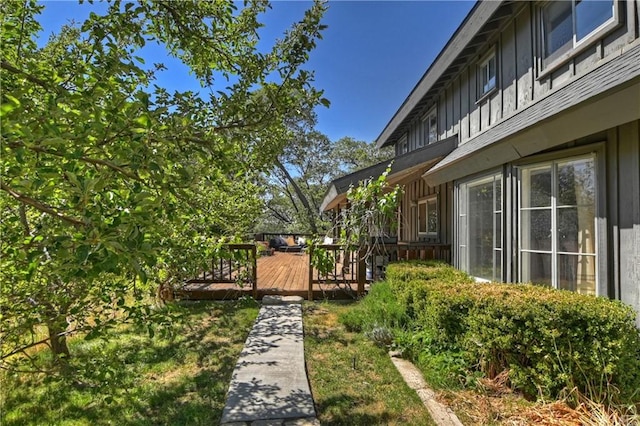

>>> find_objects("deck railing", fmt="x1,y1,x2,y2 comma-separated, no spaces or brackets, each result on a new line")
185,243,257,298
394,242,451,263
307,244,366,299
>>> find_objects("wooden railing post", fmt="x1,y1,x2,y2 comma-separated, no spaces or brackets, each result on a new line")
307,246,314,301
251,245,257,300
357,247,366,297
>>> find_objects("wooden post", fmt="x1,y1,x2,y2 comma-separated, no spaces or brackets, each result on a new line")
307,246,314,301
251,245,258,300
357,247,366,297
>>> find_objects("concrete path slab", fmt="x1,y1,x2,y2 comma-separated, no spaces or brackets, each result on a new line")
221,301,316,424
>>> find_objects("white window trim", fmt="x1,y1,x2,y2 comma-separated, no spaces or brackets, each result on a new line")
420,107,438,147
398,134,408,155
477,47,497,101
456,171,503,282
538,0,621,77
417,195,438,237
517,153,599,294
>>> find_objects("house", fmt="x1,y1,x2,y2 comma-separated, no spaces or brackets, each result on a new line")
320,0,640,324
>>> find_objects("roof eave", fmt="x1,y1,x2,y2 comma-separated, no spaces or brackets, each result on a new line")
320,135,458,212
375,1,504,149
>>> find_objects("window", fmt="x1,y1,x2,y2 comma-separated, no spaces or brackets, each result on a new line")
421,108,438,147
518,155,597,295
542,0,617,67
398,134,408,155
478,50,497,97
418,196,438,236
458,173,502,281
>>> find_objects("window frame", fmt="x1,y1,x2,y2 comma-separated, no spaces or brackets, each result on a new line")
420,107,438,147
456,171,503,282
539,0,621,74
417,195,438,237
517,153,600,294
398,134,408,155
477,47,498,101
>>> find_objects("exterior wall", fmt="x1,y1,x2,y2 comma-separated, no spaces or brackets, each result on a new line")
397,179,452,244
607,120,640,325
395,0,640,154
448,120,640,324
384,0,640,322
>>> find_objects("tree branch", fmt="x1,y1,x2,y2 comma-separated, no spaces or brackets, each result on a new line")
8,142,144,182
0,182,86,227
265,204,292,224
1,60,62,93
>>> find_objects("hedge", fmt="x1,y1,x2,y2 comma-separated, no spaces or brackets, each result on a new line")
384,262,640,403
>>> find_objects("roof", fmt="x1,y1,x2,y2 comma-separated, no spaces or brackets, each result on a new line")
320,135,458,212
375,0,509,149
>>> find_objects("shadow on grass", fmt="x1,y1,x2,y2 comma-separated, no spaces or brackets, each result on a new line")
2,300,257,426
316,393,393,425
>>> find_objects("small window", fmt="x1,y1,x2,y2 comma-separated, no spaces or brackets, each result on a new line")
478,51,497,96
421,108,438,147
541,0,617,67
418,196,438,236
398,134,408,155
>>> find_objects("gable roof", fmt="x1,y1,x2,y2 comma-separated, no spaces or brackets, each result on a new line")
375,1,509,149
320,135,457,212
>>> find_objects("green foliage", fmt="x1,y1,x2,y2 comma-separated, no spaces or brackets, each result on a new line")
1,0,327,369
347,261,640,404
340,165,403,249
1,301,259,425
332,136,394,176
339,281,407,333
258,134,393,234
308,242,336,280
395,328,470,389
462,285,640,403
386,262,640,404
304,302,437,425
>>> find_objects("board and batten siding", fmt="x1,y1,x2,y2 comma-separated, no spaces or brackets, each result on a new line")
397,1,639,153
397,179,451,245
608,120,640,326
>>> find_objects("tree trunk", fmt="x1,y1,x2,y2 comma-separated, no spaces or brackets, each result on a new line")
274,158,318,234
47,318,70,362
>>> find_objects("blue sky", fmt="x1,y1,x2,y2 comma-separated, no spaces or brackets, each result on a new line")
37,0,475,143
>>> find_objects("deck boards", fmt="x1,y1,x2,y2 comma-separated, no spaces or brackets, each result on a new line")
258,252,308,291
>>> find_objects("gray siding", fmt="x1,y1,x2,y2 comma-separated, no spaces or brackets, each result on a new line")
609,120,640,326
396,1,639,154
397,178,451,245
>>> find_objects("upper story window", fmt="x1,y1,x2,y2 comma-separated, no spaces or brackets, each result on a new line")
479,49,497,96
421,107,438,147
542,0,617,67
398,134,408,155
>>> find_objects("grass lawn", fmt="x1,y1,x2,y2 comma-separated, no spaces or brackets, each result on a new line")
303,301,436,425
1,299,259,426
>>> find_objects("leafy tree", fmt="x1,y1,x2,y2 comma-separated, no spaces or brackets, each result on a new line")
257,132,393,234
1,0,326,370
332,136,394,176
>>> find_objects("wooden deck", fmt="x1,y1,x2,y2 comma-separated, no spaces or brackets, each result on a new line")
179,252,360,300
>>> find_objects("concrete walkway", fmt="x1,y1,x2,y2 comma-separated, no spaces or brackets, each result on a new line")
221,296,317,425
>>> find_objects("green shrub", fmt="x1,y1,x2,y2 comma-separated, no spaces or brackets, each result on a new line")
385,262,640,404
463,285,640,402
339,281,407,333
395,329,469,389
